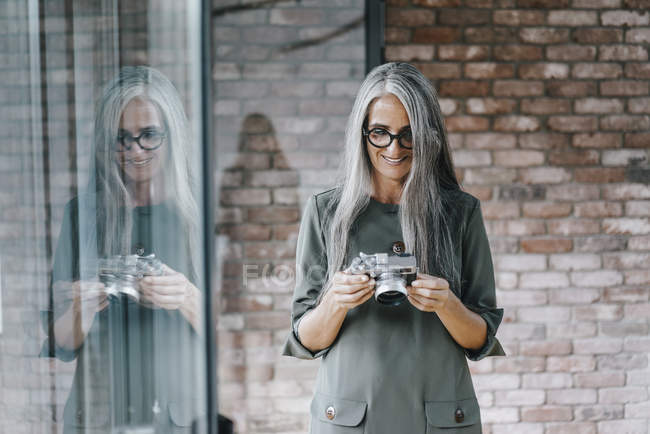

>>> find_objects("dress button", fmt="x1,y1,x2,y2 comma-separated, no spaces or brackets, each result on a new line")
455,407,464,423
134,245,145,256
392,241,405,254
326,406,336,420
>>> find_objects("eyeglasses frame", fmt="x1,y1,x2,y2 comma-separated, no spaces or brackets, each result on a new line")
114,129,167,152
362,127,413,150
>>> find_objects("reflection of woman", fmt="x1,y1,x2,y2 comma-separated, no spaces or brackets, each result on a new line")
283,63,505,433
41,66,204,432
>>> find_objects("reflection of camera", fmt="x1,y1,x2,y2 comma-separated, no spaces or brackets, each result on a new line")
98,254,163,302
345,252,418,306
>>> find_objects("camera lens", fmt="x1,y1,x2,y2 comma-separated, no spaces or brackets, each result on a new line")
375,273,407,306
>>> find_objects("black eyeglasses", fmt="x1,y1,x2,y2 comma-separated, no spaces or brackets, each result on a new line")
362,127,413,149
114,129,166,152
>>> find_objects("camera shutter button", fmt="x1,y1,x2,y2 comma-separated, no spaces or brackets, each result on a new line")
134,244,145,256
392,241,405,254
326,406,336,420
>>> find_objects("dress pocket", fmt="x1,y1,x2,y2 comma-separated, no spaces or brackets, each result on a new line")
63,401,110,429
310,392,367,434
425,397,482,434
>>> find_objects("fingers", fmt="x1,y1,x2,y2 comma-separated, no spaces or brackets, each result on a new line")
412,275,449,290
408,286,448,300
333,272,370,285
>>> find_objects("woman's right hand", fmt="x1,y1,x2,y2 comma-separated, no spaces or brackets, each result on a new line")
297,272,375,352
52,280,108,351
323,271,375,312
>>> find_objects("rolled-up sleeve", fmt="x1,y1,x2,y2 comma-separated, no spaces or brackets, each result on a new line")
460,199,505,361
281,195,331,360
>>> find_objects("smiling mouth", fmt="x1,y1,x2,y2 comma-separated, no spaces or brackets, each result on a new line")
127,157,154,167
382,155,408,165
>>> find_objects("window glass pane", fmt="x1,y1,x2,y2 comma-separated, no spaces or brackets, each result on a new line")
1,1,209,432
213,1,366,430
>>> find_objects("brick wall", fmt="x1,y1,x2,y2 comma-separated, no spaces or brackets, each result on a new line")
385,1,650,433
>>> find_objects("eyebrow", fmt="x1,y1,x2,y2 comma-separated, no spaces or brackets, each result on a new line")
368,123,411,132
118,126,163,134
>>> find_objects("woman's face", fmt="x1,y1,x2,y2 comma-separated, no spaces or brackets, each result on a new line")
114,97,166,184
365,93,413,187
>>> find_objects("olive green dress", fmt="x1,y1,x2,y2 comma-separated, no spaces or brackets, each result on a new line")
40,196,205,433
283,188,505,434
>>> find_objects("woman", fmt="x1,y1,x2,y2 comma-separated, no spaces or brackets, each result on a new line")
283,62,505,433
41,66,205,433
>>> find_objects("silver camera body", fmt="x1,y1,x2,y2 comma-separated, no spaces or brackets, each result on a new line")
345,252,418,306
97,254,163,302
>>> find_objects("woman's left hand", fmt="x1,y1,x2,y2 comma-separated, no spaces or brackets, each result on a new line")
139,264,190,310
407,273,455,313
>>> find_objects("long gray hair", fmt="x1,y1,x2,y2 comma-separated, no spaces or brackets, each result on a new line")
90,66,199,281
324,62,460,292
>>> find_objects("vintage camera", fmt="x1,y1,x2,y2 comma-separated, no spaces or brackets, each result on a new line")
345,252,418,306
97,254,164,302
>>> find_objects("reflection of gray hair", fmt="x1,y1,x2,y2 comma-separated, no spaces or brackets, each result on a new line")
91,66,199,281
325,62,460,292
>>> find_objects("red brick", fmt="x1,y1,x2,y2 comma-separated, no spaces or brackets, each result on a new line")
495,45,543,61
244,242,295,260
600,45,648,61
386,8,435,26
494,10,545,26
520,27,569,44
573,133,622,148
601,115,650,131
438,9,491,25
221,189,271,206
464,63,514,79
603,217,650,234
627,29,650,44
439,81,489,97
466,133,517,149
453,150,492,167
412,0,461,6
247,171,299,187
521,406,573,422
247,207,300,223
487,219,546,236
548,116,598,133
274,153,327,170
521,238,573,253
519,63,569,79
465,168,518,185
466,26,521,44
548,81,597,97
519,167,572,184
549,150,599,166
520,133,569,149
523,202,572,218
385,45,433,62
494,80,544,96
445,116,490,132
625,133,650,147
601,80,649,96
573,28,623,44
574,373,625,388
494,150,545,167
481,201,520,219
416,62,461,79
601,10,650,26
626,63,650,81
520,339,572,355
272,223,299,241
517,0,569,7
630,97,650,113
575,98,624,114
572,271,624,288
549,219,601,235
547,45,597,61
438,45,490,61
521,98,571,115
494,116,541,132
549,11,598,26
219,224,272,241
412,27,460,43
223,295,273,313
546,184,600,201
466,98,517,114
385,27,411,44
574,0,621,6
575,168,625,183
572,62,623,79
602,183,650,200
